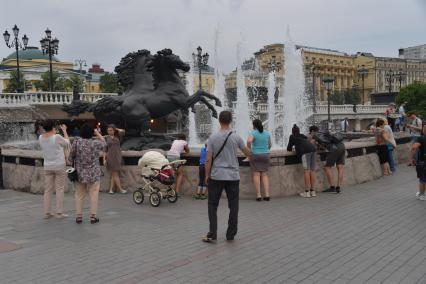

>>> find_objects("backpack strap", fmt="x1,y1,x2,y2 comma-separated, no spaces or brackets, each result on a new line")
212,131,233,165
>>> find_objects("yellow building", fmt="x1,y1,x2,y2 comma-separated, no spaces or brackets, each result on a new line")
225,43,357,103
354,53,426,102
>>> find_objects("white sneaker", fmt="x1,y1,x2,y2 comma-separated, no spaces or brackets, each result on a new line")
419,194,426,201
416,191,421,198
300,191,311,198
310,190,317,197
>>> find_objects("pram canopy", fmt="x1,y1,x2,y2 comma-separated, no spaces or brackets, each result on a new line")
138,151,170,176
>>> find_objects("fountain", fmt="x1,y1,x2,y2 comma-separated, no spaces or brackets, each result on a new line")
267,71,277,148
234,41,251,140
212,25,225,134
186,48,199,147
281,28,309,144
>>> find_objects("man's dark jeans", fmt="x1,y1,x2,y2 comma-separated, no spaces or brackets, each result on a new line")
208,179,239,239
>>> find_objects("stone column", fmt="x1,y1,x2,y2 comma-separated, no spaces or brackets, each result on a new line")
355,118,361,132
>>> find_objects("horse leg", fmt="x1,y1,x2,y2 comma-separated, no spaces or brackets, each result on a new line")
198,90,222,107
198,96,218,119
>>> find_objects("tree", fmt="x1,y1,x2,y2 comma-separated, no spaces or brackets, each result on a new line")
34,71,61,91
329,90,345,105
344,88,361,105
65,74,85,92
396,81,426,118
99,72,121,93
3,70,31,93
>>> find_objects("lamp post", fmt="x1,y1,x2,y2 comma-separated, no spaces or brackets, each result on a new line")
3,25,29,92
40,28,59,91
385,69,394,94
395,68,406,91
192,46,209,91
322,76,335,129
74,59,87,73
357,65,368,105
307,63,320,113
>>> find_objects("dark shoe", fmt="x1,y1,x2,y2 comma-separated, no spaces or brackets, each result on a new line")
226,235,235,241
200,194,207,200
263,197,270,201
90,216,100,224
193,194,201,200
256,197,262,202
75,216,83,224
336,187,341,194
226,229,236,241
202,232,217,243
322,186,336,193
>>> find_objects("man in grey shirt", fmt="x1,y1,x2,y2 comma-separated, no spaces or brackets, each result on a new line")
202,111,251,243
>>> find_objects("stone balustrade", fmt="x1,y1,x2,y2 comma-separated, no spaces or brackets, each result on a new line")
0,92,117,107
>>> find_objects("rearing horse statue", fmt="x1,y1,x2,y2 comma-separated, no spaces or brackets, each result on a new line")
63,48,221,137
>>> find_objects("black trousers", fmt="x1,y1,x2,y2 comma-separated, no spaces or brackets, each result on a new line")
207,179,240,238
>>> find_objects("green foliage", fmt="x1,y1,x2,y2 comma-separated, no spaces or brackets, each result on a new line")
66,74,85,92
33,71,85,92
396,81,426,118
328,89,361,105
329,91,345,105
99,72,121,93
3,70,31,92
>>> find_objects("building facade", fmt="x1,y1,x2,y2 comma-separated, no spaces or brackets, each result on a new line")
399,44,426,60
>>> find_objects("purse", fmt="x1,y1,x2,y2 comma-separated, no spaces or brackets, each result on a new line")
67,140,79,182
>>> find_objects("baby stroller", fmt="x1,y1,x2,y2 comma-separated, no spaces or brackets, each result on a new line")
133,151,186,207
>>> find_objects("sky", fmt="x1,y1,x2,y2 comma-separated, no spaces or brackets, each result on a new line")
1,0,425,73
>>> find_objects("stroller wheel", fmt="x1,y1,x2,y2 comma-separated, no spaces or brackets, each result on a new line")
149,192,162,207
167,189,178,203
133,190,144,204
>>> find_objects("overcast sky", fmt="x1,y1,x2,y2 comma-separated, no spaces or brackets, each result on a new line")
1,0,425,73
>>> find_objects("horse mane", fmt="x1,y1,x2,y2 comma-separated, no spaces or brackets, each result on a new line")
114,49,151,89
150,49,175,89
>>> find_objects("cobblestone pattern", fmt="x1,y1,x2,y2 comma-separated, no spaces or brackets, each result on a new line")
0,166,424,284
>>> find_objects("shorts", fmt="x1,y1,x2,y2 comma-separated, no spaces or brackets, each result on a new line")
419,177,426,184
301,152,316,171
377,144,389,164
167,154,180,162
249,153,270,172
325,146,345,167
199,165,206,188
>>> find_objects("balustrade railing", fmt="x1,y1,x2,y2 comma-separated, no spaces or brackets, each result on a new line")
0,92,118,106
230,101,386,116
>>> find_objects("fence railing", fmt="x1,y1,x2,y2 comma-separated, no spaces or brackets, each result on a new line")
231,102,386,115
0,92,118,106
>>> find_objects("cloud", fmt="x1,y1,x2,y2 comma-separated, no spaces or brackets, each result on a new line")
0,0,425,73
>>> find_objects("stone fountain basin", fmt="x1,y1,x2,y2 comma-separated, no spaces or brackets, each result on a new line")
1,135,412,198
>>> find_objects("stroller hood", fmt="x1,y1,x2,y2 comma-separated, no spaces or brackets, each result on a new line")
138,151,170,176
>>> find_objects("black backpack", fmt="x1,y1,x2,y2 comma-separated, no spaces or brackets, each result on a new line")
315,131,344,151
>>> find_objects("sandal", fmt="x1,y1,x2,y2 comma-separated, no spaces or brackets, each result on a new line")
202,232,217,243
108,191,115,194
90,215,100,224
76,216,83,224
56,213,69,219
43,213,54,219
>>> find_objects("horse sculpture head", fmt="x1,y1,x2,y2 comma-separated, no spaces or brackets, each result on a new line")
114,49,153,91
148,49,190,88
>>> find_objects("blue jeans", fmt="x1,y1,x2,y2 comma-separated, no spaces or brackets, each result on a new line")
387,147,396,172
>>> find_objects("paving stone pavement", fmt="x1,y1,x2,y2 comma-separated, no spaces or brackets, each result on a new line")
0,166,425,284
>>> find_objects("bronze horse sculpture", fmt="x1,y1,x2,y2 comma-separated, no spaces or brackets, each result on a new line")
63,49,221,149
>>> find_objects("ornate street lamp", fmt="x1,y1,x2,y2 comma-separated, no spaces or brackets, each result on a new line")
192,46,209,91
307,62,320,113
385,69,394,94
40,28,59,91
74,59,87,73
395,68,406,91
322,76,335,127
357,65,368,105
3,25,29,92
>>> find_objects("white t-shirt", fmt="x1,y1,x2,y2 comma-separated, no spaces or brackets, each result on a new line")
410,117,422,136
39,134,70,171
167,140,187,157
399,106,405,117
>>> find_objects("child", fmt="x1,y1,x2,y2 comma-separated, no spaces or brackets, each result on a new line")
194,144,207,200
